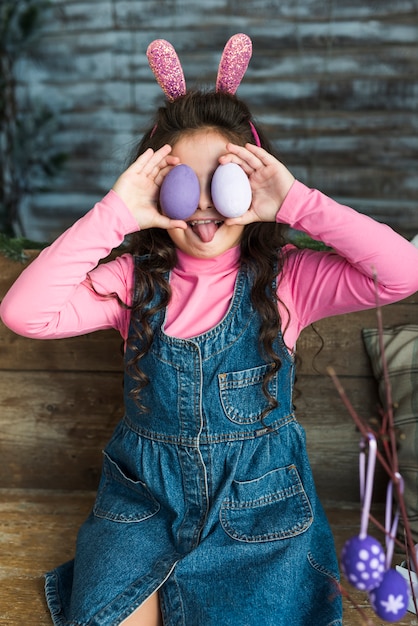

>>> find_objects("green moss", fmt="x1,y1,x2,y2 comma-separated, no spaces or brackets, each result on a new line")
287,230,331,251
0,233,47,262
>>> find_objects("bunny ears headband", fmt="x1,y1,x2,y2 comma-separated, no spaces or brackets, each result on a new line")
146,33,261,146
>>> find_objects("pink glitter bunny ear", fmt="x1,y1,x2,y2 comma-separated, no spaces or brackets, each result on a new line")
147,39,186,101
216,33,252,94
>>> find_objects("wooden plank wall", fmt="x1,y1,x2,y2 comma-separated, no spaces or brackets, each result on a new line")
1,253,417,504
17,0,418,241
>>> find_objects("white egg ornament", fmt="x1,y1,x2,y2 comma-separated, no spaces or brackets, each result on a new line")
160,164,200,220
340,535,386,591
369,569,409,622
211,163,252,218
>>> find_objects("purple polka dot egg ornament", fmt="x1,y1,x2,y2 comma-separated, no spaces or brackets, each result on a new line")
369,568,409,622
341,535,386,592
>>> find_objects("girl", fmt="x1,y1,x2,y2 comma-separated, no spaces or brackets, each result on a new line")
1,37,418,626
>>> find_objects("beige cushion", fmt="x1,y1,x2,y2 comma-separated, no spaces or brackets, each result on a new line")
362,325,418,542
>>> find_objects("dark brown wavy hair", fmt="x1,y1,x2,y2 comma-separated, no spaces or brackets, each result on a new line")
125,91,289,421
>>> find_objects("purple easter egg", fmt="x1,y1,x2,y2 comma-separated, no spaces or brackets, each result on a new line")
369,569,409,622
160,164,200,220
211,163,252,218
341,535,386,591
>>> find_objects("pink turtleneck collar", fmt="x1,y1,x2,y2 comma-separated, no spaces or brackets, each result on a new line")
175,245,241,274
164,245,241,338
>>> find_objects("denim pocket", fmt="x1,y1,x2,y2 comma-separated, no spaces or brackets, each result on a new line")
218,363,278,424
220,464,313,542
93,452,160,523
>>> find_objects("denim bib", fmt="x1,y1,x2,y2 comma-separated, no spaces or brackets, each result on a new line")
45,264,342,626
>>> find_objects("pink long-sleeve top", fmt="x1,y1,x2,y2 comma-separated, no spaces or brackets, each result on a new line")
1,180,418,352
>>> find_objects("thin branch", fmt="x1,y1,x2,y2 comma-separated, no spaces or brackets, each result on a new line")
328,277,418,616
327,366,394,479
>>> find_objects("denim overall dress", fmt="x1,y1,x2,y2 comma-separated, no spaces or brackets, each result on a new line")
45,264,342,626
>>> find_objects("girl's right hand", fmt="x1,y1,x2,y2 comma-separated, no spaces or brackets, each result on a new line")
112,145,188,231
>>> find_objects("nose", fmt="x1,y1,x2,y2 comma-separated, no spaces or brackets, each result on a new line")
197,177,213,210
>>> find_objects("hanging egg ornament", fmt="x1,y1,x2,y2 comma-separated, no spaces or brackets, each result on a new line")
160,164,200,220
211,163,252,218
340,535,386,591
369,568,409,622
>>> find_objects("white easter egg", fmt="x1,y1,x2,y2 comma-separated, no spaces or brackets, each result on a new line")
211,163,252,218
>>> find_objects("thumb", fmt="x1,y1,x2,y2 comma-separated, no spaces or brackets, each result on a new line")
223,209,261,227
159,216,188,231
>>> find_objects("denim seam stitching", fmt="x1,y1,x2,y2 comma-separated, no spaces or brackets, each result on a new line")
123,413,296,444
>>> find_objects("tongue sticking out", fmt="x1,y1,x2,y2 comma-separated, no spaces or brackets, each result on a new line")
191,221,220,243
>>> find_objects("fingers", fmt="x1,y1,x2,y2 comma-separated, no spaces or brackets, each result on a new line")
133,145,171,173
219,142,278,174
154,156,180,187
131,145,180,185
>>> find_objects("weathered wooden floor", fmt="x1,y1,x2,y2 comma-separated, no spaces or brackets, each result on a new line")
0,490,417,625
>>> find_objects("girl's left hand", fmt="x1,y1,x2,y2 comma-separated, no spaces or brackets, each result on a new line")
218,143,295,224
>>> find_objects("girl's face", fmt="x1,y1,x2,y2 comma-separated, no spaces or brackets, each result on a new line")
165,129,245,259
